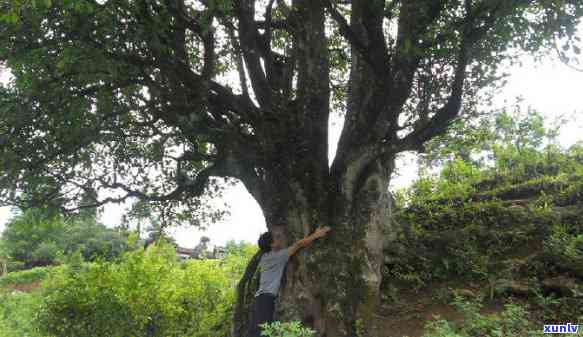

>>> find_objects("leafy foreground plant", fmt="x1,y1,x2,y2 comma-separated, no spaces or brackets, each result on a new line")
421,297,546,337
0,290,43,337
35,242,254,337
260,321,316,337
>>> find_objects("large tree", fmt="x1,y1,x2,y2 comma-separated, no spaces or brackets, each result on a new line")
1,0,582,335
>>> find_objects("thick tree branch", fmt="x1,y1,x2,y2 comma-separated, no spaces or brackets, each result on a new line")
325,1,372,66
380,0,448,132
67,156,237,212
398,48,468,151
333,0,447,173
256,19,289,30
397,4,482,151
225,21,251,100
147,55,261,126
398,0,507,151
357,0,389,72
166,0,206,36
263,0,276,85
200,22,216,81
234,0,273,108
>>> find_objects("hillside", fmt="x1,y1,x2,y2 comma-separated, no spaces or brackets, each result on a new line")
375,160,583,336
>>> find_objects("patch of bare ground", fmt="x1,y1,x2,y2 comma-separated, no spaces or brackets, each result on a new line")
374,282,509,337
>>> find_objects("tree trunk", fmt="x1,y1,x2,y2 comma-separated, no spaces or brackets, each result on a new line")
230,0,406,334
233,155,400,337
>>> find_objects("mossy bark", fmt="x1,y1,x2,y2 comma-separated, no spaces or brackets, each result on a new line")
233,155,398,337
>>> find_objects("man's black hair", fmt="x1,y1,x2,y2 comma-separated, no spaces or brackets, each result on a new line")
258,231,273,253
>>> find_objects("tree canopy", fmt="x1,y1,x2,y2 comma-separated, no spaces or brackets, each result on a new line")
1,0,581,221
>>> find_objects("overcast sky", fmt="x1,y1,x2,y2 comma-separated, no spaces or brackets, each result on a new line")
2,33,583,248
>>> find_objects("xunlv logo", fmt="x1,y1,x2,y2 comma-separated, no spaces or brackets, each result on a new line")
543,323,580,334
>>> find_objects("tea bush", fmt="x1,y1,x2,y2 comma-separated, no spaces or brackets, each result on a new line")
543,224,583,277
36,243,254,337
0,290,42,337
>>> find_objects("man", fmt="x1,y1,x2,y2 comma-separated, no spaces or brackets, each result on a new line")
248,225,331,337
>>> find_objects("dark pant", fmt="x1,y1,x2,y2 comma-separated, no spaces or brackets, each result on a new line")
248,293,276,337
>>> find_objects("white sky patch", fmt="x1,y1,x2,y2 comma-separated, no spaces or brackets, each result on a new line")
494,57,583,148
167,182,265,248
0,70,12,83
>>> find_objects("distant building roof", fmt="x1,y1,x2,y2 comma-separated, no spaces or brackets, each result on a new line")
176,247,196,255
175,245,227,260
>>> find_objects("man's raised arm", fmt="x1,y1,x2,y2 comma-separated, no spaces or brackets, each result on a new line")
287,226,331,257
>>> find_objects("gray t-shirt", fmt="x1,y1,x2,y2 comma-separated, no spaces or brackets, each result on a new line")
255,249,290,297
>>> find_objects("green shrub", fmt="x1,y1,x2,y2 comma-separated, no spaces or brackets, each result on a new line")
435,159,481,200
36,242,251,337
62,220,133,261
1,210,67,268
0,290,43,337
222,240,259,281
388,197,535,287
32,241,63,266
543,224,583,277
260,321,315,337
1,210,134,269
